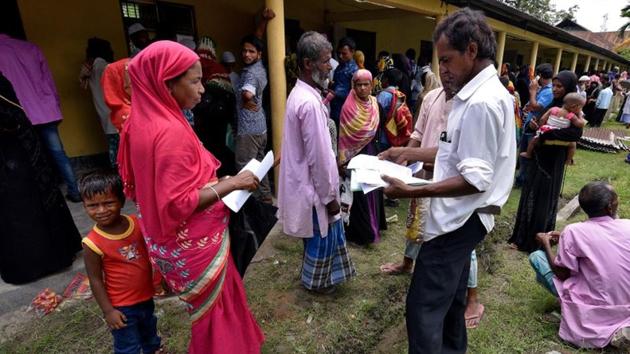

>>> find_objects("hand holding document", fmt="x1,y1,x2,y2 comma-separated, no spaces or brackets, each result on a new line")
346,154,431,194
222,151,274,212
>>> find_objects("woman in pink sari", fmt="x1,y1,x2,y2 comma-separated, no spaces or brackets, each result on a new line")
118,41,264,353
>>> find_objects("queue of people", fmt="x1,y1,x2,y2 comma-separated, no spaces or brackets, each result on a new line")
1,5,630,354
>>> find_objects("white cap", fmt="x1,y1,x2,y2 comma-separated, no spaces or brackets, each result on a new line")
221,51,236,64
128,23,146,36
579,75,590,82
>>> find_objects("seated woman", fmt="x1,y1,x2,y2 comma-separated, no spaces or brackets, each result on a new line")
338,69,387,245
118,41,264,353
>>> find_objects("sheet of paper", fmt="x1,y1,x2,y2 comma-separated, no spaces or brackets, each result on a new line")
222,151,274,212
347,154,381,170
407,161,424,175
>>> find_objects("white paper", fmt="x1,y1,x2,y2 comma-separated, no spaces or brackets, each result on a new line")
347,154,432,193
221,151,274,212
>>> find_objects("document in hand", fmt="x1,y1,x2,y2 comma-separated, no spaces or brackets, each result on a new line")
346,154,431,193
222,151,274,212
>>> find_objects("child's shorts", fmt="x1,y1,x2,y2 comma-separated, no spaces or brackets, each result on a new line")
111,299,161,354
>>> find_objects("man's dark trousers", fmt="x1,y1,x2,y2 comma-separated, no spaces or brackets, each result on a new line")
406,214,486,354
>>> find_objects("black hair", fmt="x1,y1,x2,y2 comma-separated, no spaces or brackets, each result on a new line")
337,37,356,51
241,34,264,52
499,76,510,88
536,63,554,80
405,48,416,60
578,181,617,218
378,50,390,58
383,68,403,87
86,37,114,63
433,7,496,61
392,53,411,74
79,169,125,204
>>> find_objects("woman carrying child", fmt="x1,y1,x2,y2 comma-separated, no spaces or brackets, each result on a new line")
117,41,264,353
520,92,586,159
509,71,584,253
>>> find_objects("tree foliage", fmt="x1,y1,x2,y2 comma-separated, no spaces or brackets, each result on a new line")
499,0,579,25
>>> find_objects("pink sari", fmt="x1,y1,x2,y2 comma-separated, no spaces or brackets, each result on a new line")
118,41,263,353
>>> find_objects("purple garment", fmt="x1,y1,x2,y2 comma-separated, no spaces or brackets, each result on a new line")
553,216,630,348
0,35,62,125
277,79,339,238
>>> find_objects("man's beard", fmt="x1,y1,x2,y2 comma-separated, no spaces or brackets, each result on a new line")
311,68,329,90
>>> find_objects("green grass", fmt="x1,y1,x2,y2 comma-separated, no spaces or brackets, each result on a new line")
1,123,629,353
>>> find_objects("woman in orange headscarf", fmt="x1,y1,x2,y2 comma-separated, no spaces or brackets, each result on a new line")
118,41,264,353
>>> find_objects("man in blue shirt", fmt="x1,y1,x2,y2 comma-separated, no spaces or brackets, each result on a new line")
515,63,554,187
330,37,358,128
590,76,613,127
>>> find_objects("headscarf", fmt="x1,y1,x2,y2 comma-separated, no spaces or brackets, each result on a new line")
548,70,577,109
101,58,132,131
118,41,220,239
541,70,582,142
338,69,379,164
354,50,365,69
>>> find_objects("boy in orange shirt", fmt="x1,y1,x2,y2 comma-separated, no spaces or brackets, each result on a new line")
80,171,161,354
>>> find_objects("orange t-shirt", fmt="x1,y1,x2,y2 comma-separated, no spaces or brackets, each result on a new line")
82,215,154,307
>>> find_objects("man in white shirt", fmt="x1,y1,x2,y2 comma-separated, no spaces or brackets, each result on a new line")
591,76,613,127
380,8,516,353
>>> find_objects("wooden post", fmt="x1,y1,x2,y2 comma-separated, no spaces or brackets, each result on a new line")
554,48,563,74
495,31,507,71
265,0,286,191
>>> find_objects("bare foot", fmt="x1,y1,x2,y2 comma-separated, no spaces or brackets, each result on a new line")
379,262,412,275
465,302,485,329
519,151,532,159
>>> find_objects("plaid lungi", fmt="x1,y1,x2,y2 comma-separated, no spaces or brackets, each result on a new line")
301,211,356,290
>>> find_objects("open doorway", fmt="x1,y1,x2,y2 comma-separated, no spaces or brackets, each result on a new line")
346,28,376,71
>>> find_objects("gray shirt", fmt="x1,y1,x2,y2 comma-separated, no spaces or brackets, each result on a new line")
237,60,267,136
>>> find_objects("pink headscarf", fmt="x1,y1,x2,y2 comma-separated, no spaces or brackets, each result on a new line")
338,69,379,164
118,41,220,239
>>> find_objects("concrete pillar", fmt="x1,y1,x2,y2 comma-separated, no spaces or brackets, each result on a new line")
570,52,579,73
265,0,286,189
529,41,539,74
584,55,591,72
432,15,443,77
554,48,563,74
495,31,507,71
594,57,600,71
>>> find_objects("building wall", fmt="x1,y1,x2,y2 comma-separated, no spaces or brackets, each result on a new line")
17,0,330,157
338,16,436,60
18,0,127,157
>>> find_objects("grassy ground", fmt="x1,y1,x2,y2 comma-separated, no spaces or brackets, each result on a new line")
1,122,629,353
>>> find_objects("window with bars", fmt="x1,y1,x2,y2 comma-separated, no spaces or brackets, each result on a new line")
121,2,140,19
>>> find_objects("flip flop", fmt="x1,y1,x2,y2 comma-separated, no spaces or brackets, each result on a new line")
465,304,485,329
379,262,413,275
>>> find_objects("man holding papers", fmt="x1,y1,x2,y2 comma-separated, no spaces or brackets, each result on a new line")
379,9,516,353
277,32,356,294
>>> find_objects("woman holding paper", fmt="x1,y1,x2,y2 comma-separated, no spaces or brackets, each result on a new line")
117,41,264,353
338,69,387,245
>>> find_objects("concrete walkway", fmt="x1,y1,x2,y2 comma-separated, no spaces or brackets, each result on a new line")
0,200,136,317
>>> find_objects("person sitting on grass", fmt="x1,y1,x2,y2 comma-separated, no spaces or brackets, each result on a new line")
80,170,163,354
529,181,630,350
520,92,586,163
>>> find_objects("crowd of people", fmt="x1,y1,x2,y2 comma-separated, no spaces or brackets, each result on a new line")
1,6,630,354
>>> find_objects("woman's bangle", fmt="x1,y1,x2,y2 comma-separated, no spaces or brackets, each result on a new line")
209,185,221,201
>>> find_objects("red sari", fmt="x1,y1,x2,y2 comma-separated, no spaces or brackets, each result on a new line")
118,41,263,353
